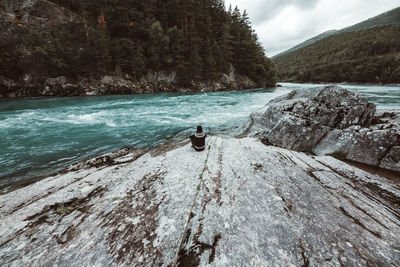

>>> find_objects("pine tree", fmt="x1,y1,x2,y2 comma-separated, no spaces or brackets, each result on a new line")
203,38,217,79
189,44,203,79
147,21,171,71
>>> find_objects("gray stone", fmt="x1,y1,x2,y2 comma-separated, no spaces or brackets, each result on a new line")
43,76,68,96
42,76,81,96
101,75,114,84
375,109,400,124
250,85,400,172
0,136,399,266
93,76,137,95
315,125,400,166
23,73,33,84
250,97,332,151
380,146,400,171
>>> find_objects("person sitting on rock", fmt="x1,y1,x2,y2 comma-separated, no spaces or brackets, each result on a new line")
190,126,207,151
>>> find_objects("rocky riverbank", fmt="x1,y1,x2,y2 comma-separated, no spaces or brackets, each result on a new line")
0,86,399,266
0,65,256,98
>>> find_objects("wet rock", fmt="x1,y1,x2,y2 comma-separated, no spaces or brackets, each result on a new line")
250,85,400,172
0,136,399,266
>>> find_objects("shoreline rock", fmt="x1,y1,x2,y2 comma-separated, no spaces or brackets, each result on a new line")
249,85,400,172
0,136,399,266
0,66,258,98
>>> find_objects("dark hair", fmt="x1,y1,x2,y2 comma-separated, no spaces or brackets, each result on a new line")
197,125,203,133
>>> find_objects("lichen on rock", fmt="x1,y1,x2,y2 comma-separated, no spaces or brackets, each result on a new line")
0,136,399,266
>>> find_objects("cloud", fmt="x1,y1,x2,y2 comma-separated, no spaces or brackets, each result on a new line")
224,0,400,57
225,0,319,25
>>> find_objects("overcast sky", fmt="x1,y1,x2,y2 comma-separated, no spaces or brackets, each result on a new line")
224,0,399,57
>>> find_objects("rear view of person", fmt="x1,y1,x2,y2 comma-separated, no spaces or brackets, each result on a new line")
190,126,207,151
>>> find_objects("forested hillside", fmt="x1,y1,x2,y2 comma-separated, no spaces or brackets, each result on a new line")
274,7,400,58
272,30,337,59
340,6,400,33
274,25,400,83
0,0,276,97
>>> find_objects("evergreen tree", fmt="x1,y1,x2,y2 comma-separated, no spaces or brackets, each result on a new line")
203,38,217,79
147,21,171,71
189,44,203,79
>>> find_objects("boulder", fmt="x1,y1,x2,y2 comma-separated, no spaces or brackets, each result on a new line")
249,85,400,172
0,136,399,266
43,76,67,96
99,75,137,95
100,75,113,85
42,76,80,96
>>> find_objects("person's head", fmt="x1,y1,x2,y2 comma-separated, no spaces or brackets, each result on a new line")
197,125,203,134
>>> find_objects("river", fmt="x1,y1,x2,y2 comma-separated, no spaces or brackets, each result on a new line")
0,83,399,191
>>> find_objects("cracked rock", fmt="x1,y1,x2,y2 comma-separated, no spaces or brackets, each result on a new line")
0,136,399,266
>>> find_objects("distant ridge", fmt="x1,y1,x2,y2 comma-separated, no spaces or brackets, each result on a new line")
272,30,338,58
273,6,400,58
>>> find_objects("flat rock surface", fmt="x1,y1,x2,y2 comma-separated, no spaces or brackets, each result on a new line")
0,136,399,266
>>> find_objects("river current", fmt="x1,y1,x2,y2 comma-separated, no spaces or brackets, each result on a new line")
0,83,399,190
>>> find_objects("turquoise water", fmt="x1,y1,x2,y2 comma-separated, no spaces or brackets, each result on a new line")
0,83,399,190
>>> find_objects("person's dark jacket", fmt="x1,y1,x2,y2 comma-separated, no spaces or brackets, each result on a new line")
190,132,207,151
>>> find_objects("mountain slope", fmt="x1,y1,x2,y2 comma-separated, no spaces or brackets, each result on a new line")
273,11,400,84
274,6,400,58
340,6,400,33
273,30,338,58
274,25,400,83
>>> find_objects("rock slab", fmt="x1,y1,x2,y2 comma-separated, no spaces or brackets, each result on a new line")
0,136,399,266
